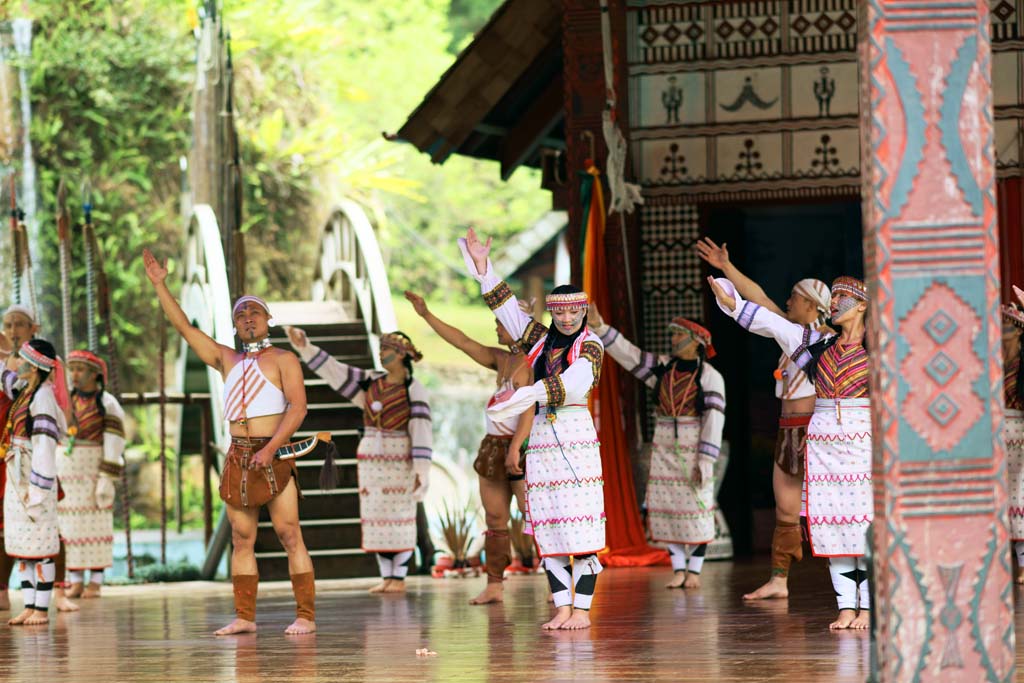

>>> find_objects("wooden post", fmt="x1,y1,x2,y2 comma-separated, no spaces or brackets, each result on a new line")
861,2,1015,679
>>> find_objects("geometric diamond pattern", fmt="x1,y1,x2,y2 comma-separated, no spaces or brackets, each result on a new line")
792,15,811,34
928,394,960,426
685,22,704,41
739,19,757,38
814,12,834,32
924,310,958,345
993,0,1015,22
641,26,660,45
716,21,735,39
663,23,682,44
925,351,959,387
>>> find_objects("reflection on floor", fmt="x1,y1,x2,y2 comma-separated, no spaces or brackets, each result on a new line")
0,554,931,683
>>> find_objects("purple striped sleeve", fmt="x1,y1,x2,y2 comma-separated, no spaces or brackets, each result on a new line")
698,441,720,460
703,391,725,413
29,470,55,489
409,401,431,421
411,447,433,459
737,301,760,330
31,415,60,441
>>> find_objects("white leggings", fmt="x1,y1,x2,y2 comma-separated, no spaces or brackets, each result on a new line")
828,556,869,611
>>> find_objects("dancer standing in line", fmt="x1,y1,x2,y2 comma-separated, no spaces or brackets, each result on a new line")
144,249,316,636
709,275,872,630
58,350,125,599
589,305,725,589
460,228,605,631
288,326,431,595
1004,288,1024,582
1,339,65,625
696,237,830,600
403,290,530,605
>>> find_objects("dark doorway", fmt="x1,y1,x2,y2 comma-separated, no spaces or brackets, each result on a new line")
701,200,863,556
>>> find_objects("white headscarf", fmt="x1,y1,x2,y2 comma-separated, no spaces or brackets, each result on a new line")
792,278,830,326
3,304,35,323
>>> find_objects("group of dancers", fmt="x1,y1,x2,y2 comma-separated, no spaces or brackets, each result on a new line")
133,223,1024,636
0,304,126,625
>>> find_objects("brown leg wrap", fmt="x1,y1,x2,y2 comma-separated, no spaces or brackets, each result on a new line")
232,574,259,622
484,529,511,584
290,572,315,622
54,541,66,589
771,521,804,578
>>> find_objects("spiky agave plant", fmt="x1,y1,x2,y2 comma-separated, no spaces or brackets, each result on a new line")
438,500,475,568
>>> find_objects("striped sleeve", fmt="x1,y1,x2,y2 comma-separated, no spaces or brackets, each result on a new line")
697,363,726,461
408,380,433,460
101,393,127,478
1,368,16,399
28,386,61,506
597,325,659,389
297,343,370,407
716,277,823,359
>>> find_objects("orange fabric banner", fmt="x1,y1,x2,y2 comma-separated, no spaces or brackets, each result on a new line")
581,167,668,567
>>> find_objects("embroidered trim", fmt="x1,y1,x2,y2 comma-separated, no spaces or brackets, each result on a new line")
104,416,125,438
483,281,514,311
98,461,124,477
411,447,432,459
737,302,759,330
523,319,547,348
697,441,720,459
703,391,725,412
308,349,330,371
29,470,55,489
579,341,603,382
542,376,566,407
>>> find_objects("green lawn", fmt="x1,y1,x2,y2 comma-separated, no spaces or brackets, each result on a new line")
392,295,506,368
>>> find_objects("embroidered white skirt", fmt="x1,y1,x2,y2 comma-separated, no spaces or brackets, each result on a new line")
524,406,605,558
58,442,115,569
4,439,59,559
647,416,715,544
1007,410,1024,541
357,428,417,553
805,398,873,557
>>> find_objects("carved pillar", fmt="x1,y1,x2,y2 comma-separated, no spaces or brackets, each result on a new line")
861,2,1015,680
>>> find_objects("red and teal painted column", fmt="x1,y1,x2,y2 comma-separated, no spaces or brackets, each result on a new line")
861,1,1015,680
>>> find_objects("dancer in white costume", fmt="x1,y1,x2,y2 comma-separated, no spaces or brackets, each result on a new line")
461,228,605,631
589,305,724,589
289,327,431,595
710,275,873,630
1,339,65,626
1004,289,1024,582
58,350,125,599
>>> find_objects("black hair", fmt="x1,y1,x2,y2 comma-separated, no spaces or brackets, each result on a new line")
19,338,57,434
1016,329,1024,403
535,285,588,382
652,345,706,415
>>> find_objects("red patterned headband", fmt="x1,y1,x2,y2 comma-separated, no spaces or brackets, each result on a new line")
545,291,589,311
68,349,107,378
1003,304,1024,330
19,342,56,371
831,276,869,302
381,333,423,363
668,317,716,358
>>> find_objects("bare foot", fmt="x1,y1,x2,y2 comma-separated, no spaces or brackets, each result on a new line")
214,618,257,636
469,583,504,605
541,606,572,630
665,571,687,589
368,581,388,594
1016,569,1024,585
285,617,316,635
82,583,101,599
8,608,33,625
743,576,789,600
829,609,857,630
383,580,406,594
22,609,49,625
53,594,80,613
560,609,591,630
684,573,702,589
66,583,83,599
0,589,9,611
850,610,870,630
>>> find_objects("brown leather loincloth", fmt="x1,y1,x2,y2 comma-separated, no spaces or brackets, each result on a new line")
473,434,526,483
774,413,812,477
219,437,301,509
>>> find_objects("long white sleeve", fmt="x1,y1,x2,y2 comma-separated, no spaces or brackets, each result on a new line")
1,368,16,400
595,324,664,389
296,343,370,409
100,393,127,479
458,238,548,350
407,380,433,461
715,277,826,370
697,363,726,462
27,386,62,508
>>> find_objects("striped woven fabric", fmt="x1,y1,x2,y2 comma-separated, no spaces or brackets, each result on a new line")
657,367,699,417
814,342,869,399
72,393,104,442
363,378,411,430
1008,356,1023,411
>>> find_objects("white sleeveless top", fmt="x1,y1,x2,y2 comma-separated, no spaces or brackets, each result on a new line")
485,378,520,436
223,356,288,421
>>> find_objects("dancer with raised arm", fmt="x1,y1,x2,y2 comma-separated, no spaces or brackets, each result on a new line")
404,290,530,604
589,305,725,589
696,238,830,600
709,274,872,630
288,326,431,595
143,249,316,636
459,227,605,631
1005,286,1024,582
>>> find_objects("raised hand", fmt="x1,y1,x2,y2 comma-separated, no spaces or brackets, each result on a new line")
518,297,536,316
143,248,168,285
695,237,730,271
286,326,308,349
465,227,492,273
707,276,737,312
404,290,429,317
1014,285,1024,310
587,304,604,329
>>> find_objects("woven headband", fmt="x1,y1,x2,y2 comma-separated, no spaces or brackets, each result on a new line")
232,295,271,317
381,333,423,363
19,343,55,371
1003,304,1024,330
668,317,716,358
68,349,107,378
545,291,589,311
831,277,869,302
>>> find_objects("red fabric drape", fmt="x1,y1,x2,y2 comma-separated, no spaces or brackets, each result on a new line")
998,177,1024,302
582,167,668,567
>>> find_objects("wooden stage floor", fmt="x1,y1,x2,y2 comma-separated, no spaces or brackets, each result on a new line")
1,556,1022,682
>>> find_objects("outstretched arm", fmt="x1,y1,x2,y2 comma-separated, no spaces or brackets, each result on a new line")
589,304,661,389
287,326,369,408
143,248,232,372
696,238,785,317
708,276,823,360
404,290,499,370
